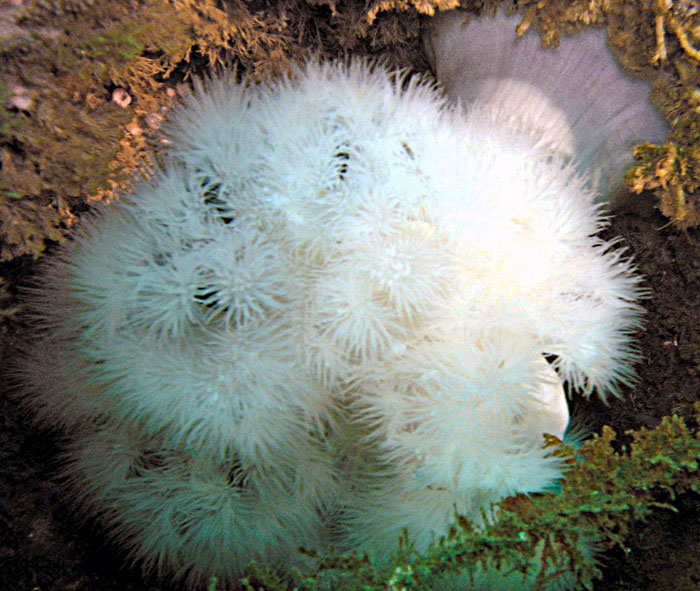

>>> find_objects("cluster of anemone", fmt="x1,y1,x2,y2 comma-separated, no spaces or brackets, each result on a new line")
18,10,662,590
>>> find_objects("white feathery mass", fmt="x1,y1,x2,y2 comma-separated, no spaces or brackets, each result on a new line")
18,13,657,587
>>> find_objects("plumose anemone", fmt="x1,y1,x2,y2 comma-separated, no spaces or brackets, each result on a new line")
17,25,653,589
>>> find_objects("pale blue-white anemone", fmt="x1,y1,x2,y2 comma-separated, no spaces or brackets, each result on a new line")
17,51,649,590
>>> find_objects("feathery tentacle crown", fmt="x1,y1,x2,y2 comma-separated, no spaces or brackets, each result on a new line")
19,49,646,589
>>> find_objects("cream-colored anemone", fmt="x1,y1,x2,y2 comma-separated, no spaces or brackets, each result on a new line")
18,57,646,590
